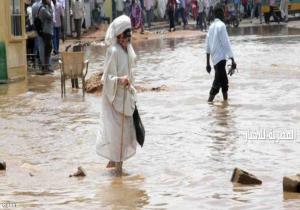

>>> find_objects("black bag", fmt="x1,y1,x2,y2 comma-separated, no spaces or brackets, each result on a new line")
34,6,44,35
133,106,145,147
82,18,86,29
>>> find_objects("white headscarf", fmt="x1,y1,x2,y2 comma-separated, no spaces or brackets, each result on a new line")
105,15,137,68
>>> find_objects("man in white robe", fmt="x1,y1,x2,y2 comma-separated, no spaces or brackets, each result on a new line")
280,0,288,22
96,15,138,175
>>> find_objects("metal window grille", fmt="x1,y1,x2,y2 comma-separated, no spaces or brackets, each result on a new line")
11,0,23,36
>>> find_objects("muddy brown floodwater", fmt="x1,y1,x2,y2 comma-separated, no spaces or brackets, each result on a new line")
0,25,300,210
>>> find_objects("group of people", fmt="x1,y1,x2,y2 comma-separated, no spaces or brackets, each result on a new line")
166,0,289,32
25,0,86,74
26,0,65,73
114,0,156,34
234,0,289,24
96,3,237,175
24,0,290,75
167,0,216,32
240,0,289,24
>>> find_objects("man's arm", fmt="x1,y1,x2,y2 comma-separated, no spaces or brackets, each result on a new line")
205,32,211,74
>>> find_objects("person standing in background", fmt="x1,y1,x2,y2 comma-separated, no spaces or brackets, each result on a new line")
32,0,43,68
39,0,54,73
115,0,125,17
167,0,176,32
197,0,207,31
177,0,188,29
280,0,288,22
92,1,110,27
72,0,85,39
267,0,280,24
130,0,145,34
124,0,132,16
242,0,250,18
144,0,154,28
234,0,241,19
250,0,262,24
25,0,35,66
52,0,64,55
205,0,213,25
192,0,199,20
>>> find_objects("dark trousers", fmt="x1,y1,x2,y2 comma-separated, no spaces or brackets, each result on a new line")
197,12,207,31
146,9,152,27
207,6,214,25
74,18,82,39
52,27,60,53
268,6,279,23
243,4,250,17
101,16,110,24
177,7,187,26
210,60,228,96
26,37,35,63
42,33,53,70
168,9,175,29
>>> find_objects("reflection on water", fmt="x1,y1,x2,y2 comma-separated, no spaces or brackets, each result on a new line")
97,175,149,210
229,24,300,36
0,25,300,209
207,102,238,164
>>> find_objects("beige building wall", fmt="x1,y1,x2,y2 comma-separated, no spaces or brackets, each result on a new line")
0,0,27,82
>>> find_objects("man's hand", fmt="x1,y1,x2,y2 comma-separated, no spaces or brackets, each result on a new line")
206,65,211,74
118,75,129,86
231,58,237,70
228,59,238,76
232,61,237,70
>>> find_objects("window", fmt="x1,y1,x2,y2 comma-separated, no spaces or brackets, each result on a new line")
11,0,23,37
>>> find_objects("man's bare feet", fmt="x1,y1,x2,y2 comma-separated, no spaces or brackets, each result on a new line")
106,161,116,168
115,162,123,176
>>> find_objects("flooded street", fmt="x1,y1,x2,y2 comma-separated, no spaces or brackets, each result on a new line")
0,25,300,209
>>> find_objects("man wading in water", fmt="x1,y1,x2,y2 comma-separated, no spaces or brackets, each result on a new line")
205,4,237,102
96,15,138,175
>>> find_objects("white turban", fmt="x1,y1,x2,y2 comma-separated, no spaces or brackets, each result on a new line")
105,15,137,68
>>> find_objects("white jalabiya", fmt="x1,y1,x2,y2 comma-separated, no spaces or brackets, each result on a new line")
280,0,288,20
157,0,168,18
96,15,137,162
